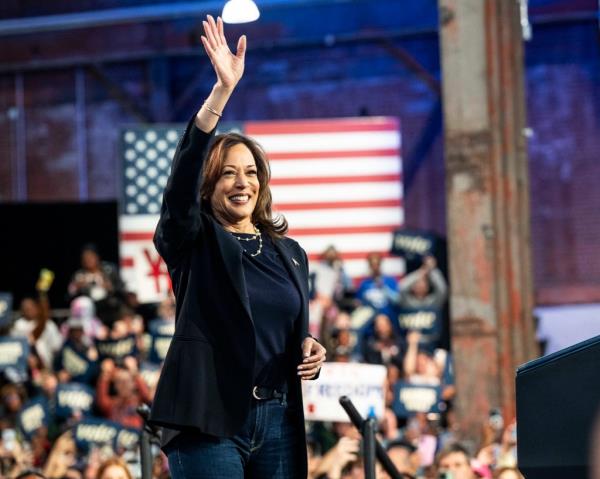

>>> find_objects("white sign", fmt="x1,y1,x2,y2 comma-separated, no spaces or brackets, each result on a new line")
302,362,387,423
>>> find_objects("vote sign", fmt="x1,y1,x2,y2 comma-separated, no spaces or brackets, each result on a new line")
55,383,95,418
302,362,386,422
391,381,442,418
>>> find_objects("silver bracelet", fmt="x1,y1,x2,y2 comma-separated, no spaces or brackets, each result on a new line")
203,102,222,118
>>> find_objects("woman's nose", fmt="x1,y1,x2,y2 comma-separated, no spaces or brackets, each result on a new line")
235,173,249,187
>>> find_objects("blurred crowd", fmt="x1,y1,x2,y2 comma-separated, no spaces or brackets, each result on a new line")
0,244,522,479
305,248,520,479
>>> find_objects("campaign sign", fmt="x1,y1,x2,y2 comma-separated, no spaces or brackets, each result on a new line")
139,362,161,391
115,427,140,451
0,293,13,329
55,383,95,418
148,334,172,364
397,307,441,341
73,418,121,451
18,397,49,439
56,343,96,383
74,418,140,452
148,319,175,336
96,335,137,361
392,381,442,418
302,362,386,423
0,337,29,377
391,230,435,260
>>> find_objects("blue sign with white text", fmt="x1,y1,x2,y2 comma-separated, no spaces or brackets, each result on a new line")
18,397,49,439
392,381,442,418
0,336,29,379
55,383,95,419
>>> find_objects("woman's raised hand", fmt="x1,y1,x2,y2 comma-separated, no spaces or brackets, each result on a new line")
201,15,246,91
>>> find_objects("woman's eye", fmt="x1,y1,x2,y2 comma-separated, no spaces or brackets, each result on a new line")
223,171,235,176
248,170,258,176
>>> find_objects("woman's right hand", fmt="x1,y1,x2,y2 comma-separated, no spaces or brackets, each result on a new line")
201,15,246,91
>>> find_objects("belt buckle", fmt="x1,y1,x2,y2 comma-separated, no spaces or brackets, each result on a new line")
252,386,266,400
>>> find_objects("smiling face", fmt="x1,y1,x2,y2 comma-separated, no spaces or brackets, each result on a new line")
210,143,260,230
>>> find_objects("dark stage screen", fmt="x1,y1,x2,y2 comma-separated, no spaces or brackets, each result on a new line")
0,202,119,311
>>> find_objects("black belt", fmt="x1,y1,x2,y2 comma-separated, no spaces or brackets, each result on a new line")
252,386,286,401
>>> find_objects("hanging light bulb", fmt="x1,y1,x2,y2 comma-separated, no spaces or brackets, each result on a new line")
222,0,260,24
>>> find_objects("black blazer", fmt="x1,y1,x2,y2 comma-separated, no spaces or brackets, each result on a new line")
148,115,312,474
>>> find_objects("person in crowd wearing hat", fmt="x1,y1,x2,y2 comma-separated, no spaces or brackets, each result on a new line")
62,296,104,341
147,15,325,479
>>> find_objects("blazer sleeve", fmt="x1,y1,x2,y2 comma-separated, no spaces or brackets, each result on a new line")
153,114,217,266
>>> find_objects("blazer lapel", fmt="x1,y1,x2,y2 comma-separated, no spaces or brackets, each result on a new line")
212,221,253,320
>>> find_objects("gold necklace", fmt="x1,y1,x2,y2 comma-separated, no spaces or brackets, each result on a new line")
232,226,263,257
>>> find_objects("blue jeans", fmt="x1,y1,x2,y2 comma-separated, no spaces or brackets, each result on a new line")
165,396,304,478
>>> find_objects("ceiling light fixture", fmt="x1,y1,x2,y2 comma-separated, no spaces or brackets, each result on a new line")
222,0,260,24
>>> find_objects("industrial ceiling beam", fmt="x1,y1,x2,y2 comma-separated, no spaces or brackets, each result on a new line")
88,63,151,122
0,0,356,36
0,28,436,74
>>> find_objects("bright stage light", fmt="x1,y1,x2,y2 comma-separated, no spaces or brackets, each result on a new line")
222,0,260,24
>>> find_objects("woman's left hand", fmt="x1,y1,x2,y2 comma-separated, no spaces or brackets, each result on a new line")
298,337,326,380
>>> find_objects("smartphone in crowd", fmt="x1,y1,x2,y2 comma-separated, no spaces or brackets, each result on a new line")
1,429,16,452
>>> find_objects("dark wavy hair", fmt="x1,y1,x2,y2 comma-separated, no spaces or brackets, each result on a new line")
200,132,288,238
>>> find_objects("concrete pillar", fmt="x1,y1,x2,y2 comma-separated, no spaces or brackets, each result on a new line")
438,0,537,443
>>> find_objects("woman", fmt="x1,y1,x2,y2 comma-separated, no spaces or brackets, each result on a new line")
148,15,326,479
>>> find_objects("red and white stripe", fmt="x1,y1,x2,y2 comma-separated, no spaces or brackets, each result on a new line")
247,117,404,281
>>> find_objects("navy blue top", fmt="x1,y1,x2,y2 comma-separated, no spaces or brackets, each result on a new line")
234,231,302,391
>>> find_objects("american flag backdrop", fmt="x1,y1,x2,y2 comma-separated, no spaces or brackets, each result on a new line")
120,117,403,303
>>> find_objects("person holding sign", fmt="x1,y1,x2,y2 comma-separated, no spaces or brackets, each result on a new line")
97,357,151,429
148,15,326,479
403,331,455,401
398,255,447,310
